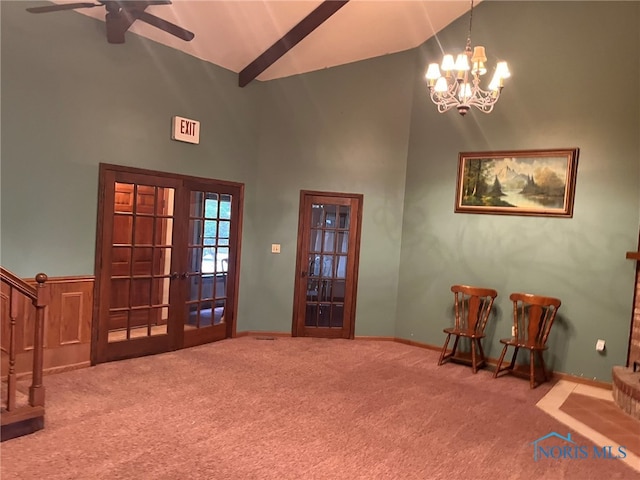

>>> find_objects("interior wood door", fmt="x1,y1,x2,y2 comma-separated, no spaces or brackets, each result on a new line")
94,169,181,362
92,164,243,364
292,191,363,339
177,180,242,349
109,182,171,331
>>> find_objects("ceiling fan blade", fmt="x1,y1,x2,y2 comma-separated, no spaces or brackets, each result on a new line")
113,0,172,9
134,11,194,41
26,2,100,14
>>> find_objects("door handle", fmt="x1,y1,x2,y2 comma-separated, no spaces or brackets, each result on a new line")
181,272,191,279
170,272,179,280
301,271,307,277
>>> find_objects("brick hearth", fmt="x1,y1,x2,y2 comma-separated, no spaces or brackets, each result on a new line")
613,249,640,419
613,366,640,420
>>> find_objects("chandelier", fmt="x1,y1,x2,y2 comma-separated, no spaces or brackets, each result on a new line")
425,0,510,116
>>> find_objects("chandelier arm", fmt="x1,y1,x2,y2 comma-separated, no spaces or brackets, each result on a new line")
428,79,465,113
429,91,461,113
467,87,501,112
428,82,501,114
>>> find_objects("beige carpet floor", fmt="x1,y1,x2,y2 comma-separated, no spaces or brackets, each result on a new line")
1,337,637,479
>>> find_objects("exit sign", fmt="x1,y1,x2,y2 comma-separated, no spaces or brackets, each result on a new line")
171,116,200,144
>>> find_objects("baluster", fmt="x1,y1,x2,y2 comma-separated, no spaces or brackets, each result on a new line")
6,288,20,412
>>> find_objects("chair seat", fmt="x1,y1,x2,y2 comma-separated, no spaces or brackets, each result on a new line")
498,337,548,351
443,327,484,339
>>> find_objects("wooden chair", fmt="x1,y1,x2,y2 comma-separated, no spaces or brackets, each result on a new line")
438,285,498,373
493,293,561,389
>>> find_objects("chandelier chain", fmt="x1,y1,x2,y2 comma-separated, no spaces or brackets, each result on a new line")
466,0,474,52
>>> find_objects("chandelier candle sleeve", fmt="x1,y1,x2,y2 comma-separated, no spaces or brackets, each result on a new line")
425,0,510,115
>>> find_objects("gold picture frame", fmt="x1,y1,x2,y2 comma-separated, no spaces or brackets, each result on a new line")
455,148,579,217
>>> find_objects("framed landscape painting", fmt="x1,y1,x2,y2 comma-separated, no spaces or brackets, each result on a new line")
455,148,579,217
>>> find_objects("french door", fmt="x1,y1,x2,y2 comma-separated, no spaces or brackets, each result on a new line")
92,164,243,364
292,191,363,338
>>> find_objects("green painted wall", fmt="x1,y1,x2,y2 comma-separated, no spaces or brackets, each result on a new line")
1,1,260,274
246,54,415,335
398,1,640,381
0,1,262,328
1,1,414,337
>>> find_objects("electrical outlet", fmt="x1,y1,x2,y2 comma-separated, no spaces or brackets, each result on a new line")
271,244,281,254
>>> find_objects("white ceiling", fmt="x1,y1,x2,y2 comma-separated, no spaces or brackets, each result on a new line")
46,0,475,83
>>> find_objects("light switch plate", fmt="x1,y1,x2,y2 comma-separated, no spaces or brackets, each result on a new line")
595,339,605,352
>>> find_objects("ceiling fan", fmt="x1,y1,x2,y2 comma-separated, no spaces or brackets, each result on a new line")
26,1,195,44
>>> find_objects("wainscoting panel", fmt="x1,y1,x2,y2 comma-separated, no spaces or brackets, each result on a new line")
1,276,94,377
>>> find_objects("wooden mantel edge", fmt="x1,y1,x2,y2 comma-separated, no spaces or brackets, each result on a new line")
626,251,640,260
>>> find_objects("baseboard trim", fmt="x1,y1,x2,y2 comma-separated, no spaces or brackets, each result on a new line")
235,331,292,338
9,361,92,382
552,371,612,390
43,361,92,377
355,336,396,342
393,337,441,351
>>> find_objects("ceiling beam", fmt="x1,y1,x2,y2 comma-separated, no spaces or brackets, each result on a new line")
239,0,349,87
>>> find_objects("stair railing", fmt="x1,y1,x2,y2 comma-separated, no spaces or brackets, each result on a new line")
1,268,49,415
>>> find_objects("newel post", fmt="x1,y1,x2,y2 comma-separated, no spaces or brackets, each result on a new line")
29,273,48,407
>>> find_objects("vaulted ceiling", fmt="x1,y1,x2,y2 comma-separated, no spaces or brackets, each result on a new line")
30,1,477,86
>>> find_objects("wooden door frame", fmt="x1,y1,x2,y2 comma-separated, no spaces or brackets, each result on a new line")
91,163,244,365
291,190,363,339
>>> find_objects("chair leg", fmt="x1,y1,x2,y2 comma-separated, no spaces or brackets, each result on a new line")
493,345,509,378
538,351,549,382
471,339,478,373
477,340,486,368
438,334,452,365
530,350,535,389
507,347,519,370
450,336,460,358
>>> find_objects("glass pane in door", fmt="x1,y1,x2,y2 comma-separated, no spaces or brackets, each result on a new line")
185,191,231,330
304,203,350,328
108,183,175,343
